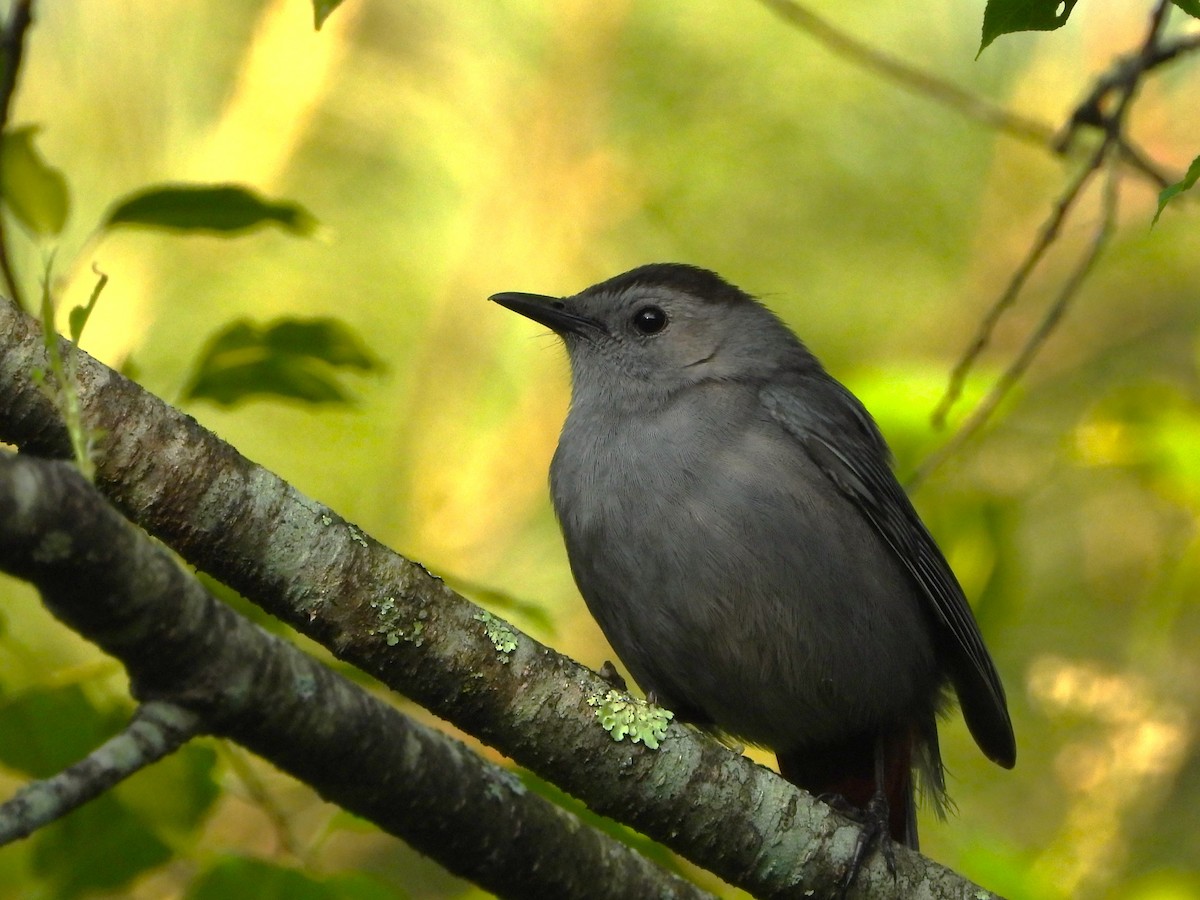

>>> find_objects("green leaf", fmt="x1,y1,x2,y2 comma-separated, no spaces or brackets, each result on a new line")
116,742,221,836
313,0,346,29
188,858,408,900
1171,0,1200,19
322,873,409,900
32,792,173,898
0,125,70,236
262,319,381,368
1153,152,1200,224
183,317,382,406
103,183,316,236
0,684,121,777
188,857,334,900
980,0,1078,54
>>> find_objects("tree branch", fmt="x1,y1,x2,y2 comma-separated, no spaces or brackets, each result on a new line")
910,150,1121,488
754,0,1179,189
0,450,710,900
926,139,1110,436
0,300,1002,898
756,0,1054,147
914,0,1176,485
0,700,201,843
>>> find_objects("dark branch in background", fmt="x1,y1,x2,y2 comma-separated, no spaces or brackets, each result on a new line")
0,701,201,843
1059,30,1200,158
0,452,710,900
1051,26,1200,190
911,0,1178,487
0,299,997,899
0,0,34,309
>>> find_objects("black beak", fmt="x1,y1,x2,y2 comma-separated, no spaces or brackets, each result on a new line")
489,292,605,337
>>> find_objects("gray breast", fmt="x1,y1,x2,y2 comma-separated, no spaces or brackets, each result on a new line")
551,381,940,751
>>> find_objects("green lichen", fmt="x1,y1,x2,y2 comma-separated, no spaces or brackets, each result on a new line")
347,524,369,549
367,596,425,647
473,611,518,661
587,690,674,750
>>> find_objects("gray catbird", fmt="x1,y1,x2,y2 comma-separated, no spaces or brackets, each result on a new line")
491,263,1015,858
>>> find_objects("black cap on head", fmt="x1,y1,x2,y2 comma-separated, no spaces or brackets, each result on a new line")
579,263,751,306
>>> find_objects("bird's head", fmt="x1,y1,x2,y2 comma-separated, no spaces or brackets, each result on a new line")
491,263,813,401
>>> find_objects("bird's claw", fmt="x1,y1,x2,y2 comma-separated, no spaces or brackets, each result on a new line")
839,790,896,894
816,791,860,819
597,660,627,691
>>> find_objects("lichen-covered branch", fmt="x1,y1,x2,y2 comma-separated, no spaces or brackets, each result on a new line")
0,298,999,898
0,450,711,900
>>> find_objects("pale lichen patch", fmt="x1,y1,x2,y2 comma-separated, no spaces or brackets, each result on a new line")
587,689,674,750
473,611,518,661
368,596,425,647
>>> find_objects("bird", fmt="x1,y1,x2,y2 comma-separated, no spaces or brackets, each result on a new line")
490,263,1015,872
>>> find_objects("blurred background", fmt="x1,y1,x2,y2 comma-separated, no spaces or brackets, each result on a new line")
1,0,1199,897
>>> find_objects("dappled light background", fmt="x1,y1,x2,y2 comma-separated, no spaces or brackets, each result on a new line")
2,0,1200,897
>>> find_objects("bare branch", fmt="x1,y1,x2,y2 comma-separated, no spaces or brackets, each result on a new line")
0,451,713,900
913,1,1170,487
756,0,1054,146
0,701,201,844
755,0,1183,192
0,290,1001,899
1061,30,1200,157
928,147,1107,433
910,152,1122,488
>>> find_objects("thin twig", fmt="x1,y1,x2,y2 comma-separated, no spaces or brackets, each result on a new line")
929,150,1105,430
755,0,1186,192
910,0,1171,487
1063,31,1200,144
0,0,34,309
756,0,1056,147
220,743,308,862
0,701,201,844
1114,136,1172,190
908,152,1122,488
1056,21,1198,183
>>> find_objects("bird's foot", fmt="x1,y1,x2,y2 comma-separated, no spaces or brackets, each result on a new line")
815,791,861,819
840,789,896,893
597,660,627,691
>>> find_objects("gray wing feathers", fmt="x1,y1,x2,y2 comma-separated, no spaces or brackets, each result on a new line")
760,377,1016,769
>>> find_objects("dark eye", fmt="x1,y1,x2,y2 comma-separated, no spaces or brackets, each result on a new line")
632,305,667,335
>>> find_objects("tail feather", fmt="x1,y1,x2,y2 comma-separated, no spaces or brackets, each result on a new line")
776,722,941,850
915,716,951,824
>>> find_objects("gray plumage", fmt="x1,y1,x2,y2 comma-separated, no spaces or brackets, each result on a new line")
491,263,1014,849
